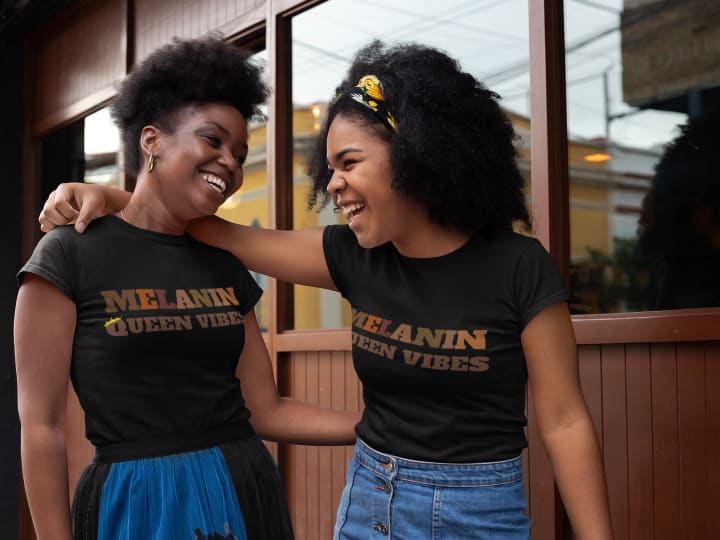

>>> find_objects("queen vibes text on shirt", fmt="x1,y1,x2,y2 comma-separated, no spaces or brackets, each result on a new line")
99,287,243,336
352,309,490,373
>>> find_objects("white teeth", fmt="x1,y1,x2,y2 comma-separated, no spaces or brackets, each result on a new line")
201,173,226,193
341,202,365,220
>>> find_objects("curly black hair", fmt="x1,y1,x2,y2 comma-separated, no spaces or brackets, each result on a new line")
111,36,268,176
637,106,720,258
308,40,531,235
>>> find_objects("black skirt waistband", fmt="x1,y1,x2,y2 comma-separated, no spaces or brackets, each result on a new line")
93,421,255,463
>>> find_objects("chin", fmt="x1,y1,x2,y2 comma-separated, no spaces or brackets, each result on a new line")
353,232,383,249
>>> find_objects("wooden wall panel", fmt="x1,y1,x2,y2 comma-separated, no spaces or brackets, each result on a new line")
31,0,126,135
625,344,654,539
676,344,707,539
133,0,266,65
575,342,719,540
651,344,681,539
281,350,361,540
707,343,720,540
601,344,629,540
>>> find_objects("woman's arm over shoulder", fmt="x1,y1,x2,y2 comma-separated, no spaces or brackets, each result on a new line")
522,302,614,539
188,216,336,291
39,182,131,233
236,309,359,445
14,274,77,540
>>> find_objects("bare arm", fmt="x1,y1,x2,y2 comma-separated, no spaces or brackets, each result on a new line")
15,274,77,540
522,302,613,540
188,216,336,291
39,182,131,233
37,183,336,291
237,309,359,444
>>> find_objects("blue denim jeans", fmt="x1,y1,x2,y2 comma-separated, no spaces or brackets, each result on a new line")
334,438,530,539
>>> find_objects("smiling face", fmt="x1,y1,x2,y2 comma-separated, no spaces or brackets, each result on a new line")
146,102,249,220
326,114,424,249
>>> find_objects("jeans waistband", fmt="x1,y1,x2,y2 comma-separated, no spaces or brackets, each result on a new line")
353,438,523,487
93,421,255,463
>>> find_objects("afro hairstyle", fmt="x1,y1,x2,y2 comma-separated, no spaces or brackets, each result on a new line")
111,36,268,176
308,40,531,235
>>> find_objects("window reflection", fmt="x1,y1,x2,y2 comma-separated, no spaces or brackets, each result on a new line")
215,49,270,330
84,108,119,188
291,0,532,329
565,0,720,313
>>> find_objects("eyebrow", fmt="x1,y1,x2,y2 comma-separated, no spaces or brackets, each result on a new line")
204,121,249,151
328,147,362,164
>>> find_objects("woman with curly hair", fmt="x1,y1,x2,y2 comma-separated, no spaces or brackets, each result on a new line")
39,40,613,539
16,37,358,540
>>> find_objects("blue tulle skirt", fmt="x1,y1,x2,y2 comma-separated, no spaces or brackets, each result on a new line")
72,434,293,540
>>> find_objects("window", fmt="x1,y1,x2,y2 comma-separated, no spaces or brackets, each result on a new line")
565,0,720,313
215,49,271,330
290,0,532,328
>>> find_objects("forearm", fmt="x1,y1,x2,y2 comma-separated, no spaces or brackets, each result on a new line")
251,397,359,445
189,217,335,289
21,425,72,540
542,415,613,539
100,184,132,213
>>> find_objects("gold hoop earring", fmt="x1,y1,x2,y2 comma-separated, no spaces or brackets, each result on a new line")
147,153,156,173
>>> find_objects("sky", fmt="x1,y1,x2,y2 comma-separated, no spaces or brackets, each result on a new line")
86,0,687,155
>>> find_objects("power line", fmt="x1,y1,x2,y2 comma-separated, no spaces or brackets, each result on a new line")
569,0,622,14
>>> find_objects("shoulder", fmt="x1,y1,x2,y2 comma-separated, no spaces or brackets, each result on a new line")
323,224,356,244
323,224,362,258
32,223,89,255
474,231,546,259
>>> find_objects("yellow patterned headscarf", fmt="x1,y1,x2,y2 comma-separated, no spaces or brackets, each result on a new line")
335,74,398,133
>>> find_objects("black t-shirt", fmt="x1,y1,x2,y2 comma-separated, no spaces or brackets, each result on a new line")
19,216,261,448
323,225,569,462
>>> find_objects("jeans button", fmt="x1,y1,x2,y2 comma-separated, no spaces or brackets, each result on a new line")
373,523,389,535
374,483,391,493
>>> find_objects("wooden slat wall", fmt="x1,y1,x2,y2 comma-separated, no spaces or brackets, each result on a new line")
280,340,720,540
281,350,361,540
577,342,720,540
30,0,126,135
133,0,266,64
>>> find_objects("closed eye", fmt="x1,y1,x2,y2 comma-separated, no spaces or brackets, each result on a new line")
204,135,221,147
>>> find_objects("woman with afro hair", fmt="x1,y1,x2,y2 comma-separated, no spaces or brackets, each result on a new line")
39,40,613,539
17,37,358,540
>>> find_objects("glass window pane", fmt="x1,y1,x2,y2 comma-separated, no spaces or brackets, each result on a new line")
565,0,720,313
291,0,532,329
84,107,119,188
216,49,270,331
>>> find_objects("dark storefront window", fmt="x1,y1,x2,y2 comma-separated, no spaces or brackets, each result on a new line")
565,0,720,313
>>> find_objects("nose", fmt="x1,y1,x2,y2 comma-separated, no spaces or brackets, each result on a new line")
218,148,238,173
326,173,346,200
217,148,244,193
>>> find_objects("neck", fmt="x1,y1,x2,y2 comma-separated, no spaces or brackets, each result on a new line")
392,219,473,259
120,182,188,236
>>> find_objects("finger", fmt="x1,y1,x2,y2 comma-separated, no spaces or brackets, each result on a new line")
39,205,77,228
51,189,81,221
74,196,104,234
39,193,79,232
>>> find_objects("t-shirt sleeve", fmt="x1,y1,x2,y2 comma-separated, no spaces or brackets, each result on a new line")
231,258,263,316
514,239,570,330
322,224,353,296
17,227,78,300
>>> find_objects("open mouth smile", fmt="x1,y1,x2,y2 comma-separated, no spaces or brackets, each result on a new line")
200,172,227,194
341,202,366,221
